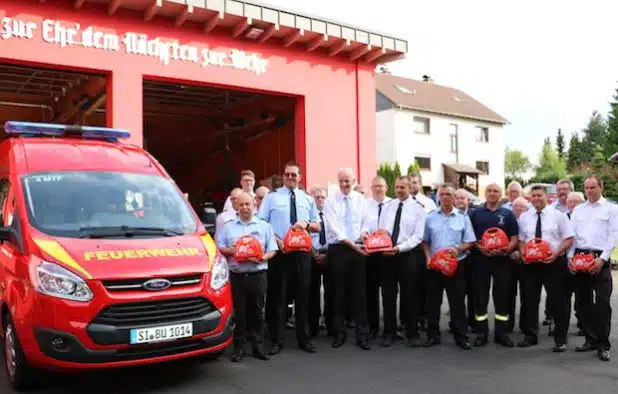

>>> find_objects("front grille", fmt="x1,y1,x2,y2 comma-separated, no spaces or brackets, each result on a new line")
91,297,215,327
101,274,202,291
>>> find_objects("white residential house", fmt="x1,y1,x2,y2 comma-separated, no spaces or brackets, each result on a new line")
376,73,509,195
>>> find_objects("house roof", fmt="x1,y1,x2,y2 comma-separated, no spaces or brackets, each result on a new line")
376,73,508,125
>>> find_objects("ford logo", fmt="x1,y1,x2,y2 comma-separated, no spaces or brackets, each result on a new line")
143,278,172,291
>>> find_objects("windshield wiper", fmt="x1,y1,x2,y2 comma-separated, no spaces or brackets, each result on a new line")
78,226,184,239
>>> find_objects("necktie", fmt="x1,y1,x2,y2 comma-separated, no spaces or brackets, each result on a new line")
319,212,326,246
567,212,571,220
290,190,297,225
535,211,542,238
391,201,403,244
378,202,383,223
344,196,353,240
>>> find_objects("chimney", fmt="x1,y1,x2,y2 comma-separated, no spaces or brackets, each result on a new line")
422,75,434,83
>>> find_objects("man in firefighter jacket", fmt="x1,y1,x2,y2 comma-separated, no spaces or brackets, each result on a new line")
469,183,519,348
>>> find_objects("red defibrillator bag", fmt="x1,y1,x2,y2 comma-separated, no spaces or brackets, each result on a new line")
480,227,509,250
364,230,393,253
234,235,264,262
283,228,313,253
522,238,552,263
428,248,459,278
572,252,596,272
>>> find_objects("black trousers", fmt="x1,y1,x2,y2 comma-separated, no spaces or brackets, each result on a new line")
507,261,525,333
231,271,268,345
328,244,369,339
463,256,476,329
381,248,423,339
567,274,587,330
472,254,513,339
520,256,570,344
574,264,613,351
366,253,381,335
425,265,468,342
309,252,332,336
267,251,311,346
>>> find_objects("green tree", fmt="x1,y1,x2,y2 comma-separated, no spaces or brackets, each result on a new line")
504,148,531,179
580,110,608,161
566,132,583,171
377,162,402,197
406,162,420,175
604,88,618,158
555,128,566,159
533,138,567,183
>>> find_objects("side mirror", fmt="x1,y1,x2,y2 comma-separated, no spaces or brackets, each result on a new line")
0,227,10,242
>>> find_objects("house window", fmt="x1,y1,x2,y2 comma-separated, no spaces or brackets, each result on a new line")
413,117,430,134
449,124,458,153
476,126,489,142
415,156,431,170
476,161,489,175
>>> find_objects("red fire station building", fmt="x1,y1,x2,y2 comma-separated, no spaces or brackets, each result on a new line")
0,0,407,208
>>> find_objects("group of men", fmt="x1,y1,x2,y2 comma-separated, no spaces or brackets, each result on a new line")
214,164,618,364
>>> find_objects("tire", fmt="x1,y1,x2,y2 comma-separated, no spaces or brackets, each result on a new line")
2,313,40,392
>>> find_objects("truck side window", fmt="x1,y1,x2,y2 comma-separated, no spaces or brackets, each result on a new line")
3,186,15,227
0,179,10,226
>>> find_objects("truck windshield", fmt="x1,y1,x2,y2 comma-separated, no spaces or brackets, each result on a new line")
21,171,198,238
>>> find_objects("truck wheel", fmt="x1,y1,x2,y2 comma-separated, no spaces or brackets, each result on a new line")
2,314,39,392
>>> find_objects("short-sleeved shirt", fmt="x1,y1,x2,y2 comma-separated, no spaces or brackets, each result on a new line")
469,204,519,254
257,186,319,239
215,216,278,273
424,208,476,259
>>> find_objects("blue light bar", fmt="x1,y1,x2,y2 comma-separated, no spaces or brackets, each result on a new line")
3,121,131,141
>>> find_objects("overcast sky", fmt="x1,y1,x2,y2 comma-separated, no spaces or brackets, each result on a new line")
265,0,618,164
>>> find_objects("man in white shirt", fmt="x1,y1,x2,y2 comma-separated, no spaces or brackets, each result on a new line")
308,186,331,337
568,175,618,361
215,188,241,235
223,170,256,212
364,175,425,348
517,184,574,352
409,172,437,214
364,176,392,338
323,168,371,350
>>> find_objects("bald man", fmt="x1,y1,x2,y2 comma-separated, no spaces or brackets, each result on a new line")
216,188,241,235
323,168,371,350
255,186,270,211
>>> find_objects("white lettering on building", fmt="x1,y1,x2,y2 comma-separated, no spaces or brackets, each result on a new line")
0,17,268,75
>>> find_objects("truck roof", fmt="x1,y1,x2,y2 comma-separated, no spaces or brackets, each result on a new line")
4,137,163,175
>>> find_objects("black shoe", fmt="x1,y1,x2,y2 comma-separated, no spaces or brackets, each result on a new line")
408,337,422,348
495,336,515,348
553,344,567,353
474,336,488,347
270,343,283,355
422,337,441,348
357,339,371,350
598,350,611,361
456,340,472,350
231,348,244,362
299,342,317,353
575,342,595,352
332,334,346,348
394,330,405,340
517,337,538,348
252,346,270,361
380,337,394,347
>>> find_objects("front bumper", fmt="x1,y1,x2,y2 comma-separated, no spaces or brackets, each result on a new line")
33,313,234,366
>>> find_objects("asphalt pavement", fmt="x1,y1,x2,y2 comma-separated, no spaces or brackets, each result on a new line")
3,274,618,394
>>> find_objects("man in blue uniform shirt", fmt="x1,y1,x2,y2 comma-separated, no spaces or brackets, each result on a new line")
469,183,519,348
422,184,476,350
216,192,278,362
258,161,321,355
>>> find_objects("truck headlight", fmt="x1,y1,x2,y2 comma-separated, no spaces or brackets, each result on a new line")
210,254,229,291
31,262,93,302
